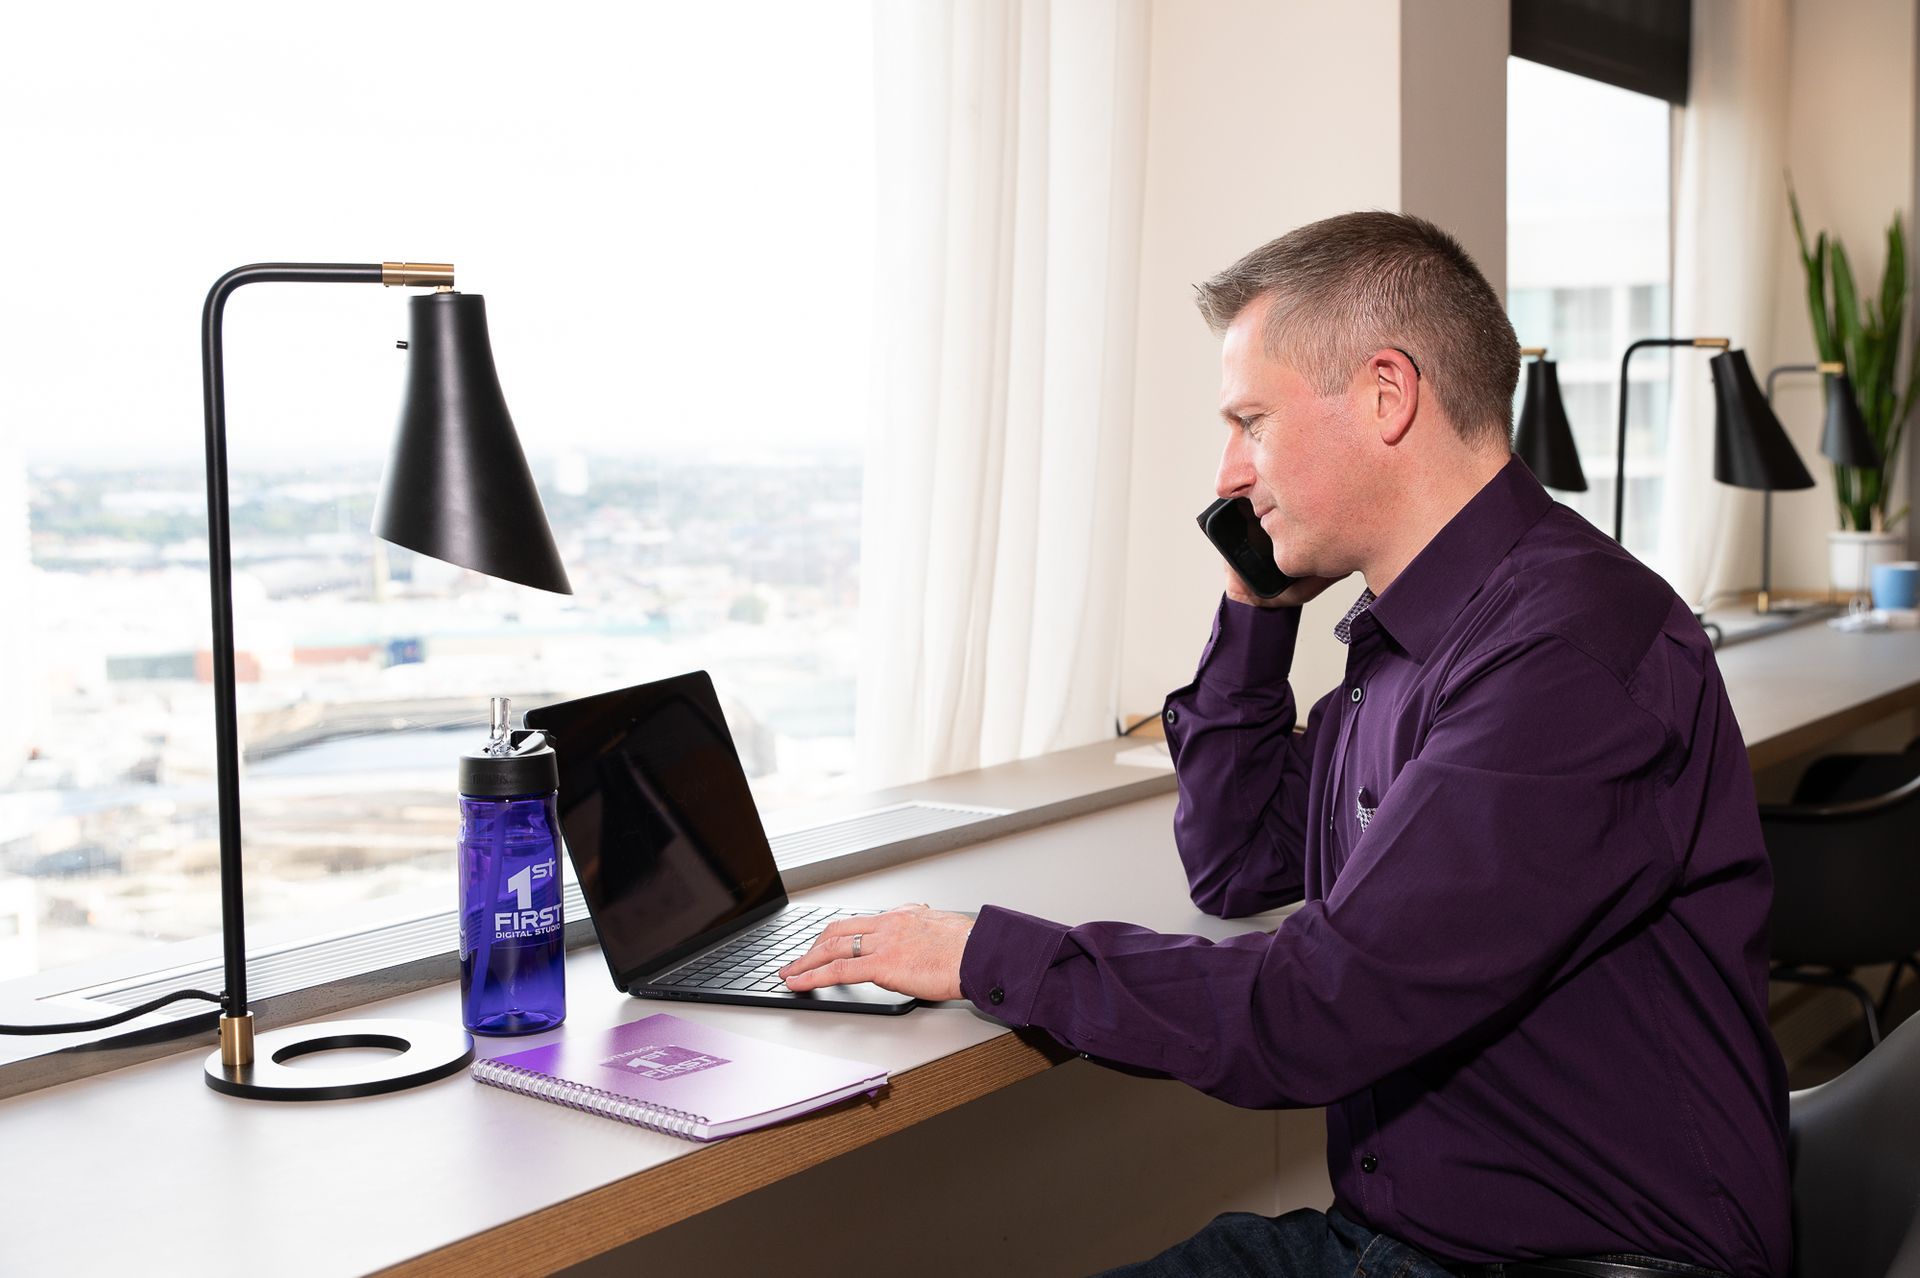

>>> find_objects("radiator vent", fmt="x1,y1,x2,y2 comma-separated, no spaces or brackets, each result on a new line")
61,803,1005,1014
65,882,589,1014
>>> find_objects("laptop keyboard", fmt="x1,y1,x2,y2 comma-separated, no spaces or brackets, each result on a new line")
650,904,876,994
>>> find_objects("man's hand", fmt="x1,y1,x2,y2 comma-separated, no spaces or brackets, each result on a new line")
779,904,974,1001
1224,562,1348,609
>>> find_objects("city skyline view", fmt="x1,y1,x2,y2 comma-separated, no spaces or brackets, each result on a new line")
5,449,864,980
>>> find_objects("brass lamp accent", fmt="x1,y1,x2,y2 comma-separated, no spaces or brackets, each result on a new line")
381,261,455,288
219,1012,253,1069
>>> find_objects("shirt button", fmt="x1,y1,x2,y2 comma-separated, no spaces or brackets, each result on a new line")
1350,686,1363,704
1164,707,1179,727
1361,1154,1378,1174
988,987,1005,1005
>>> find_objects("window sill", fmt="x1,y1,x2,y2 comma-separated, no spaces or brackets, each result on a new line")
0,738,1175,1100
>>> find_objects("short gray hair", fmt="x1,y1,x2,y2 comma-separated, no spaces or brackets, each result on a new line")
1194,212,1518,447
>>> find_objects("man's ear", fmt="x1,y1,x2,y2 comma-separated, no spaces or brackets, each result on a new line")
1367,348,1419,446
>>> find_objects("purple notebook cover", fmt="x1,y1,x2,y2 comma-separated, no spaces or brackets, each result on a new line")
472,1012,887,1141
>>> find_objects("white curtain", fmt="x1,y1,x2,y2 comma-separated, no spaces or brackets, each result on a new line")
1655,0,1791,603
855,0,1149,788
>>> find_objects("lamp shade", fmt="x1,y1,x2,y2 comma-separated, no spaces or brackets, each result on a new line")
374,291,573,594
1820,371,1882,468
1513,358,1587,491
1708,350,1814,491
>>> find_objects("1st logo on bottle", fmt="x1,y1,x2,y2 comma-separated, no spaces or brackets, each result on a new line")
493,858,560,939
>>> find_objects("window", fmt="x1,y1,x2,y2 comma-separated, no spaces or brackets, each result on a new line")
1507,56,1673,551
1,5,875,987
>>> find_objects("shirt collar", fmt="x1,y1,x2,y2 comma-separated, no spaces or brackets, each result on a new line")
1362,455,1554,662
1333,589,1377,645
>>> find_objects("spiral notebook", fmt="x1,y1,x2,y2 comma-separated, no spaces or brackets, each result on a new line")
470,1012,888,1141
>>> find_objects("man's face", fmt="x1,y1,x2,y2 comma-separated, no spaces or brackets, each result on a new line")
1213,296,1367,579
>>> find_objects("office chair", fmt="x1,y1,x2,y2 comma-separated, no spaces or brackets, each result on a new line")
1760,756,1920,1046
1788,1010,1920,1277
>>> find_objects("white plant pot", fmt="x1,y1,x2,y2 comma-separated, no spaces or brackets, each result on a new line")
1828,529,1906,593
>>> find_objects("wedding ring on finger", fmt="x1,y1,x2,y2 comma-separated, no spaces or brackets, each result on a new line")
851,933,864,958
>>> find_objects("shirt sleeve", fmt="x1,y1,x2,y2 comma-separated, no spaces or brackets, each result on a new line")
961,633,1682,1109
1163,596,1324,917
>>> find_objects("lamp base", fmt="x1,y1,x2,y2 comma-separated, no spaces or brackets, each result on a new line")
204,1017,473,1101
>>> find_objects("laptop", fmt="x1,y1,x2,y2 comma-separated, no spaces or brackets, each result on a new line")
524,672,917,1015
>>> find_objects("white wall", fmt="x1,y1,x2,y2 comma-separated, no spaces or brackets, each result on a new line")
1118,0,1510,719
1401,1,1510,301
1766,0,1918,586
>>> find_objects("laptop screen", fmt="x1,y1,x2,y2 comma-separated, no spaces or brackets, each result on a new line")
525,672,787,985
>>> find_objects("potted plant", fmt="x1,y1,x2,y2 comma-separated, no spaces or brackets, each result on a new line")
1788,188,1914,591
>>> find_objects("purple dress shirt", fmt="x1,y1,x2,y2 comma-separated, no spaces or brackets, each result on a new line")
959,458,1789,1276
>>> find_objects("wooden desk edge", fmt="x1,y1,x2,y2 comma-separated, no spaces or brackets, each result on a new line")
1743,681,1920,773
375,1028,1076,1278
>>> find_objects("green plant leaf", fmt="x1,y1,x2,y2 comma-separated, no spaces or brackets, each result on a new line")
1805,235,1834,359
1787,187,1919,528
1832,241,1863,370
1882,214,1906,334
1789,180,1815,265
1884,217,1907,412
1789,182,1837,355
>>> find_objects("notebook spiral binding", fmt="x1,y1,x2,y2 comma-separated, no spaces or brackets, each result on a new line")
472,1057,706,1138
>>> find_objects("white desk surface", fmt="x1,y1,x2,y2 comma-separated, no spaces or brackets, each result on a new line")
4,617,1916,1276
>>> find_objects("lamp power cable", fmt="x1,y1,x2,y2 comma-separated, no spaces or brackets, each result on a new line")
0,988,224,1036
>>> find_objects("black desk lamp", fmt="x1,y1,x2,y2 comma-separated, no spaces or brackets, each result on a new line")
1613,337,1725,544
1513,347,1587,492
199,263,572,1101
1610,339,1815,549
1755,362,1880,612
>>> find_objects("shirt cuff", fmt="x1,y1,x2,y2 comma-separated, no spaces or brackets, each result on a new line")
958,904,1072,1026
1198,594,1304,689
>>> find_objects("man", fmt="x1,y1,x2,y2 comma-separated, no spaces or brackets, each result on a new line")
781,212,1789,1278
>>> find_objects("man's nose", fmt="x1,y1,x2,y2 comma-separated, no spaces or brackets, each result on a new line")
1215,430,1254,501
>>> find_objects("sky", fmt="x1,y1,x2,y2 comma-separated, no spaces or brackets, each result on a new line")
0,2,877,469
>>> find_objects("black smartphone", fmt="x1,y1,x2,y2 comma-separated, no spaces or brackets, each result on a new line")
1197,497,1295,599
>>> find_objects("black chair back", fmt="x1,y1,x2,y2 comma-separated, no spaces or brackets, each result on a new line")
1759,772,1920,969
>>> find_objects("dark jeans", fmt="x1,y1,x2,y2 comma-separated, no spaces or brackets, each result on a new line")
1092,1207,1456,1278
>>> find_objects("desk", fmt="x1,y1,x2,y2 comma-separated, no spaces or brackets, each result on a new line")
1708,611,1920,771
0,784,1295,1278
6,620,1918,1277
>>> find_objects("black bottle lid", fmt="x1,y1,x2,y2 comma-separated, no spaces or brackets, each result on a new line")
460,729,557,797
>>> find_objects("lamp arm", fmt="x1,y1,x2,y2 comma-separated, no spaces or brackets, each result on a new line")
1764,363,1819,402
198,263,432,1025
1615,339,1676,542
1754,364,1819,610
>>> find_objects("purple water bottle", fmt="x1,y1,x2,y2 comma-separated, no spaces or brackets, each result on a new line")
458,697,566,1035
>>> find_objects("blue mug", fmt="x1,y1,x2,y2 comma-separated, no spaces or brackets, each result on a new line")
1871,560,1919,610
